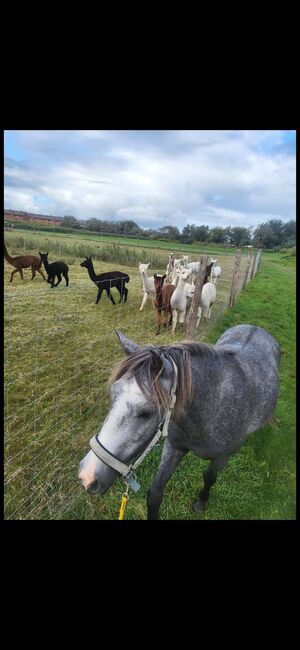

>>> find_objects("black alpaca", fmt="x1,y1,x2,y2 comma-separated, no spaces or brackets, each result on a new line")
39,252,69,288
80,257,129,305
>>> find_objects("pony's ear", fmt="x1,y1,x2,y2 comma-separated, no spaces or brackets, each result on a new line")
115,331,140,356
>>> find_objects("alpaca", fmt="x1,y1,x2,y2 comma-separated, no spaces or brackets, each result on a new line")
186,260,213,282
80,257,129,305
170,269,194,334
165,254,175,283
39,252,69,288
4,243,47,282
210,258,222,284
138,262,156,311
153,274,167,334
161,283,176,329
196,282,217,326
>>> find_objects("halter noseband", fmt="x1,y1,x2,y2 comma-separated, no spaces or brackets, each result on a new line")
89,358,178,492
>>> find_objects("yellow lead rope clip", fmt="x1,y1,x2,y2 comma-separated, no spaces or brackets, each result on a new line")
118,485,130,520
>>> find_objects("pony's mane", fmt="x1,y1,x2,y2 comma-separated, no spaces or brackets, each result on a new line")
109,341,217,421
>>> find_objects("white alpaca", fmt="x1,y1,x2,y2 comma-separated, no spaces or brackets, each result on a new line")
196,282,217,326
138,262,156,311
210,258,221,284
171,269,194,334
186,261,200,274
166,253,175,283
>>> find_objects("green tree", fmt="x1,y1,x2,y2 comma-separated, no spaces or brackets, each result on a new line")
159,226,181,241
209,227,228,244
227,227,251,247
62,215,80,228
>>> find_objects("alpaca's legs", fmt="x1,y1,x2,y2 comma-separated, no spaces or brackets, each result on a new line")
37,268,47,281
10,268,23,282
171,309,178,334
123,287,128,303
179,310,186,324
156,309,162,335
117,284,124,303
54,275,62,287
63,273,69,287
140,292,148,311
96,288,103,304
106,289,116,305
31,265,36,280
196,306,202,327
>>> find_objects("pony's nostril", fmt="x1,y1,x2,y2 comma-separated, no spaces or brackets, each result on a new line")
87,480,99,494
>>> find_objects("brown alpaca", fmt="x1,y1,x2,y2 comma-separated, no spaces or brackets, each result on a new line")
4,243,47,282
161,283,176,329
154,274,176,334
154,274,166,335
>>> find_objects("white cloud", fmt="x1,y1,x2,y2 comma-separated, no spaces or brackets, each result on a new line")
4,130,296,229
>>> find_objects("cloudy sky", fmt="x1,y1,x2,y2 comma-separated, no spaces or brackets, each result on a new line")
4,130,296,231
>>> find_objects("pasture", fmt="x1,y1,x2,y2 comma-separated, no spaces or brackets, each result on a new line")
4,231,295,519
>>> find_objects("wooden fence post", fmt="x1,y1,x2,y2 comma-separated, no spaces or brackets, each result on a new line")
185,255,208,339
228,249,242,308
252,250,261,278
241,254,251,291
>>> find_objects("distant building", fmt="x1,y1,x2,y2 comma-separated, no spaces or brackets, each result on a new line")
4,209,63,226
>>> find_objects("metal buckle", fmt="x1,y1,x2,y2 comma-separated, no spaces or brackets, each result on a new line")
124,473,141,492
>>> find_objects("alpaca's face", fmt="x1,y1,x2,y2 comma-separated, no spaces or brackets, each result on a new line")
139,262,150,272
80,257,92,269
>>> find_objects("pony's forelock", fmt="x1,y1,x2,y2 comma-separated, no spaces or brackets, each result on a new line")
108,341,215,420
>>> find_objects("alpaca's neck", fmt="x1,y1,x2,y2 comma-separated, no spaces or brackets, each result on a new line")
4,245,13,263
141,270,152,291
86,262,97,281
155,286,163,309
42,258,50,273
177,278,187,290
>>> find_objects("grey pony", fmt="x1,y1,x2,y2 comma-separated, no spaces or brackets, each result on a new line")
79,324,280,519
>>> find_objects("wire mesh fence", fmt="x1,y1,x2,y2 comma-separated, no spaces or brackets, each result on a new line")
4,246,259,520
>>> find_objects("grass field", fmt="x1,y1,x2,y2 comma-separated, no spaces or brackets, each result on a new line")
4,232,295,519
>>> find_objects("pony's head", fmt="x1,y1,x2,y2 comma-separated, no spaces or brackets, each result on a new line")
78,331,193,495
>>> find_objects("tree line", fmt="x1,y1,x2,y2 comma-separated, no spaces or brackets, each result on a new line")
62,215,296,250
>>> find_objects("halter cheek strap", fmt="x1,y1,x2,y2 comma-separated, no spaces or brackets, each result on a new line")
89,358,178,492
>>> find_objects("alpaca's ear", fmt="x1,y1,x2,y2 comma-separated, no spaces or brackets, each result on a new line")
154,274,158,279
39,252,41,256
115,331,140,356
85,256,88,259
162,274,166,280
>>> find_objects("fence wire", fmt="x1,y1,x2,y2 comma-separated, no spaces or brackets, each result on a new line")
4,249,258,520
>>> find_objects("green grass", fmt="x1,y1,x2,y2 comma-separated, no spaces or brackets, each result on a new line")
4,236,295,520
6,225,254,257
